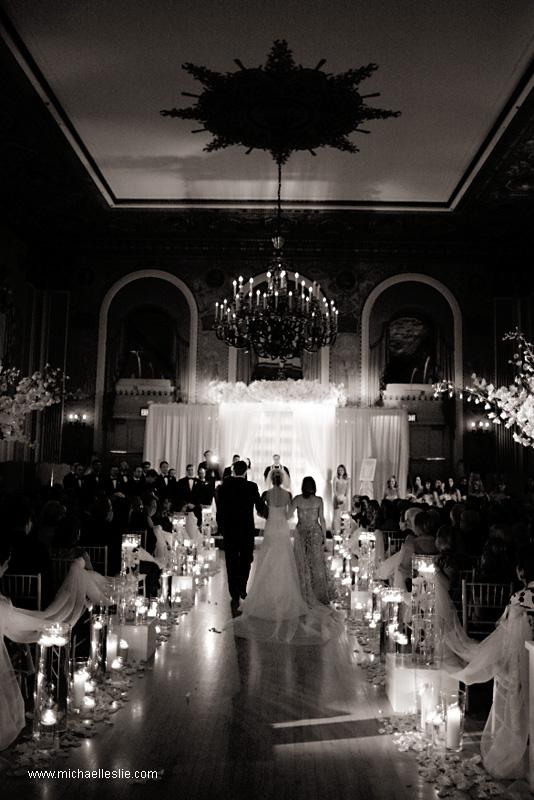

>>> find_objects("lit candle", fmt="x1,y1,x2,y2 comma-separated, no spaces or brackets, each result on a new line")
82,695,95,713
256,289,260,306
288,290,293,310
274,290,278,309
107,632,118,663
214,301,219,322
72,668,89,708
446,704,462,749
118,639,129,663
263,292,267,309
41,708,57,726
110,658,122,671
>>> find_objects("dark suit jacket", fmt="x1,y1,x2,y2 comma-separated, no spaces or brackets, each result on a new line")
128,477,146,497
198,460,222,483
196,480,215,506
216,477,264,539
176,476,200,508
222,465,234,479
156,474,175,499
63,473,84,493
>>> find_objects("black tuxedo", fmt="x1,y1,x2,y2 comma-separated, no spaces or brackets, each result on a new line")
128,476,146,497
82,473,103,501
103,476,127,495
198,460,222,483
176,476,200,509
222,465,235,480
156,474,175,499
63,473,84,494
216,477,265,602
196,479,215,506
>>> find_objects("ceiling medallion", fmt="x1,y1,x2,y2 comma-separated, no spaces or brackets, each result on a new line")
161,41,401,372
161,39,400,164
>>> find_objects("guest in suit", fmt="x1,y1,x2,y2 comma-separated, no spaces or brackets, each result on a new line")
176,465,200,511
223,454,240,480
63,462,85,494
197,466,215,506
142,461,152,475
216,460,265,612
103,465,126,496
154,497,174,533
198,450,222,484
129,465,146,496
83,459,104,503
263,454,290,482
156,460,175,499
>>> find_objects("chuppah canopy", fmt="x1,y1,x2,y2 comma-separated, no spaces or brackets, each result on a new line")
144,381,409,508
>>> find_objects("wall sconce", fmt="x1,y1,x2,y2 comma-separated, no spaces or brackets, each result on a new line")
67,412,89,425
467,419,491,432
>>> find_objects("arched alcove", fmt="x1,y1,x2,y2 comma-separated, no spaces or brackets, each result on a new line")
361,273,462,403
95,270,198,453
227,270,330,384
361,273,463,472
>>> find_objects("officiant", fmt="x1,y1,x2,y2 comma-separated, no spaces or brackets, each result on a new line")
264,454,290,490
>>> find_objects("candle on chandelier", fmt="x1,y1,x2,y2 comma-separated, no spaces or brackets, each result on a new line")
274,290,278,309
263,292,267,309
288,290,293,310
256,289,260,306
214,301,219,322
238,275,243,290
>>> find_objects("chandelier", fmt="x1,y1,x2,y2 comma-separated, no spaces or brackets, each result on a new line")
162,40,400,366
214,164,337,363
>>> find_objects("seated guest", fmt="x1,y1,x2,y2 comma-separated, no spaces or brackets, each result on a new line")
223,454,240,480
119,459,130,480
36,500,66,547
479,524,516,585
52,516,92,570
196,466,214,506
80,496,114,547
198,450,222,484
383,477,399,502
176,465,200,511
142,461,152,475
397,510,439,590
435,525,461,589
144,469,160,497
156,460,175,499
83,459,104,503
4,493,54,605
129,465,146,495
130,492,161,596
154,497,174,532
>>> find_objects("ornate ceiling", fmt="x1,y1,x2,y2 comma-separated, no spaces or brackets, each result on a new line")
1,0,533,211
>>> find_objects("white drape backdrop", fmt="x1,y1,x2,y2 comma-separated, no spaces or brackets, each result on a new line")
145,403,408,517
334,408,409,502
144,404,219,474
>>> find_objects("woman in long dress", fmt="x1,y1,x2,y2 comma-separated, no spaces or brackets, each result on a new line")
290,476,334,606
230,472,339,644
332,464,349,534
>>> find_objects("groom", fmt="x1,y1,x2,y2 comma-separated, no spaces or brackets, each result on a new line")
216,460,265,613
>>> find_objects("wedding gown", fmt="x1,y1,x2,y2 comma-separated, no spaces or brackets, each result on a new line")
230,497,342,645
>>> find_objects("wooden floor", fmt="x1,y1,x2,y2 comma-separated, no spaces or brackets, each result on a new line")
9,560,438,800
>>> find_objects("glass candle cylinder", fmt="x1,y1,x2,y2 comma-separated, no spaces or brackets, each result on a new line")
411,555,439,665
90,609,109,679
34,622,71,746
121,533,141,575
71,659,90,711
118,638,129,665
106,631,119,669
419,683,438,738
442,690,465,752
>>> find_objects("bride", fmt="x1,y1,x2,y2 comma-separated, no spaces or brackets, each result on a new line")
229,471,341,645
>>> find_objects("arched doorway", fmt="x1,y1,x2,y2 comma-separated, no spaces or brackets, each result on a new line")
95,270,198,454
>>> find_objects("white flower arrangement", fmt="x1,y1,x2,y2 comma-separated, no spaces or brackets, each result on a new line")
206,379,346,406
435,329,534,447
0,363,63,443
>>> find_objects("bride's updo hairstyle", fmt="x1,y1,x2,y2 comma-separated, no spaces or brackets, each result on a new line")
301,476,316,498
271,471,283,487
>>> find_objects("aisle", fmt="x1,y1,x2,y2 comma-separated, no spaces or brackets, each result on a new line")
10,563,436,800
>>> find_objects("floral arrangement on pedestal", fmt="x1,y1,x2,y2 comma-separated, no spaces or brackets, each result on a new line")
206,379,346,406
0,364,64,443
435,329,534,447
